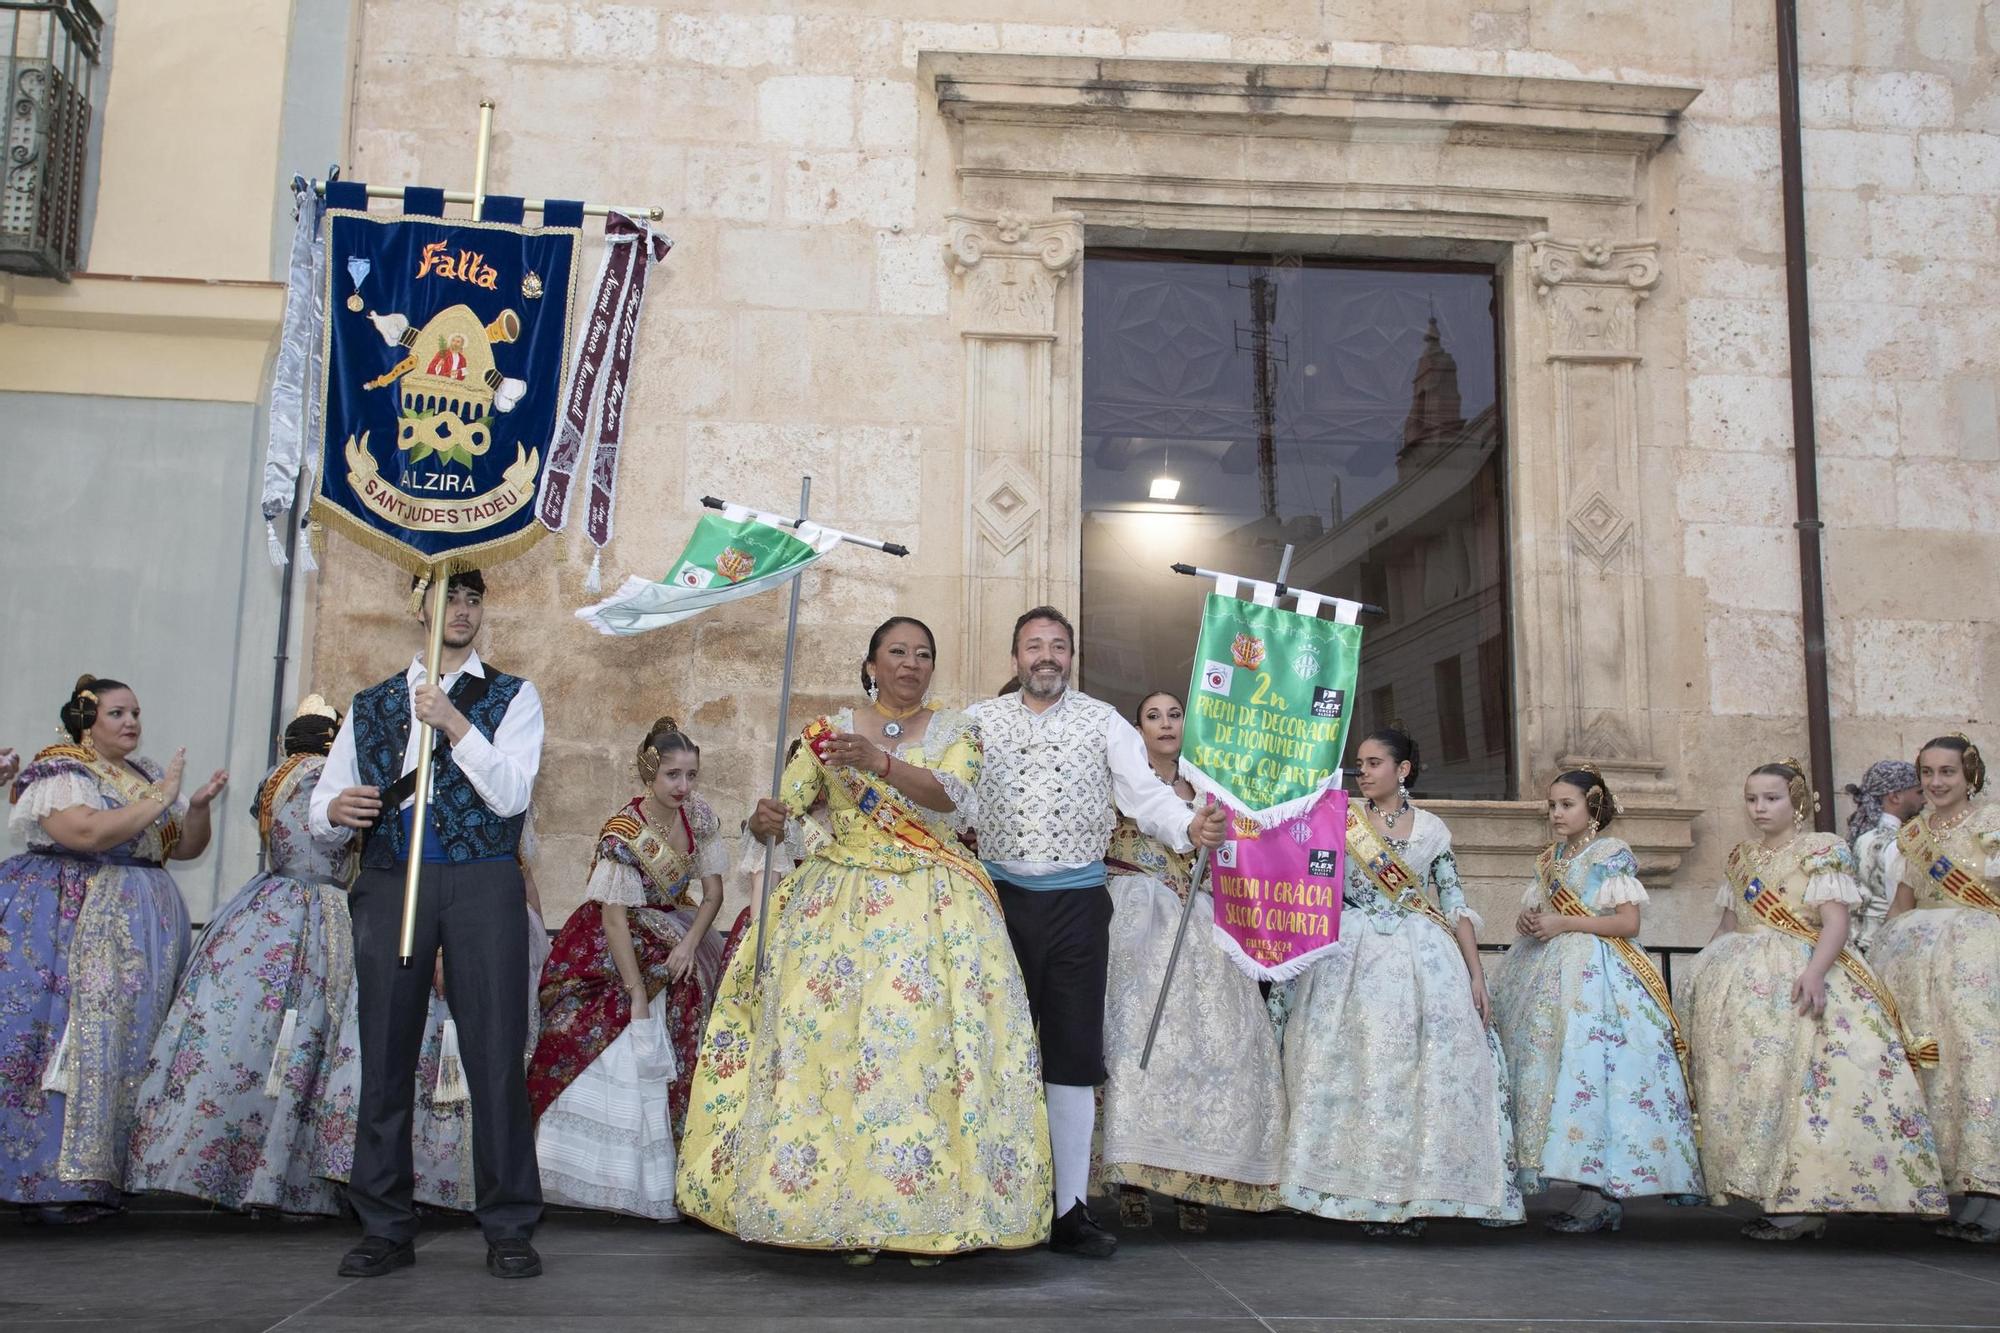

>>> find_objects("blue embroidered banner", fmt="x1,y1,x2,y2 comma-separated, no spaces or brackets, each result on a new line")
311,185,581,571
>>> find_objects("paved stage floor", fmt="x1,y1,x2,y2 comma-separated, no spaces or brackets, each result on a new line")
1,1194,1995,1332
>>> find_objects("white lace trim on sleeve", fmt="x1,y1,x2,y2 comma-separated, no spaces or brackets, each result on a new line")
1448,904,1484,931
9,770,102,832
1713,882,1737,911
1802,871,1865,907
1594,875,1650,908
933,768,975,829
1519,882,1543,908
695,829,729,880
585,857,646,907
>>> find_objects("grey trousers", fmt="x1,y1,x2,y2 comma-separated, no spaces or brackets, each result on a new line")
347,862,542,1243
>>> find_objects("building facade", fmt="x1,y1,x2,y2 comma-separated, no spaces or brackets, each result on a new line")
6,1,1996,939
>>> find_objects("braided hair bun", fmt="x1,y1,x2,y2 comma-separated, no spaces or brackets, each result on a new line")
60,674,131,743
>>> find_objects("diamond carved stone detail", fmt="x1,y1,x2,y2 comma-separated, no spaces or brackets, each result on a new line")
972,459,1044,556
1567,489,1632,566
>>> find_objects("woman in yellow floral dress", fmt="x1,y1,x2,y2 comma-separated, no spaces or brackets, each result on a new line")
677,616,1051,1261
1680,759,1947,1241
1869,734,2000,1242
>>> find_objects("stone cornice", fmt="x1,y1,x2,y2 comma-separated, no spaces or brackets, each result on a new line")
923,53,1700,153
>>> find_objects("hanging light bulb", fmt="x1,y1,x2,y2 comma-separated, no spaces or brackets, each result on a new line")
1149,444,1180,501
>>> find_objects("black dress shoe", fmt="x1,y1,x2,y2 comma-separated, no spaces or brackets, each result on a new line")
1050,1201,1118,1258
487,1237,543,1278
337,1236,415,1277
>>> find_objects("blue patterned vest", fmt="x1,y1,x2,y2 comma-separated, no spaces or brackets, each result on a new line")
351,666,527,869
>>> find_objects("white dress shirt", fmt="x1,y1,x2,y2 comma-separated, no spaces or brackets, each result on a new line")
308,651,544,843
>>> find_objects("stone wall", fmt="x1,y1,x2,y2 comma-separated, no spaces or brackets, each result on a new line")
324,1,2000,940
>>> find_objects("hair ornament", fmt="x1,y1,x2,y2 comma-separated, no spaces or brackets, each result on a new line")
1949,731,1987,793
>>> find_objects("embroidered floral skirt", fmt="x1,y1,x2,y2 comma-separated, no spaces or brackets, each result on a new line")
1097,875,1282,1210
314,909,548,1210
1868,907,2000,1196
1274,917,1524,1223
1491,932,1703,1200
127,873,353,1214
0,852,188,1203
1679,928,1947,1215
528,903,724,1142
677,857,1051,1253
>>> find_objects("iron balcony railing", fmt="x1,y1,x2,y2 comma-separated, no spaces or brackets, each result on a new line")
2,0,102,280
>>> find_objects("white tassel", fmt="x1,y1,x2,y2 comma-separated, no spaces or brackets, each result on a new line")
583,548,602,593
433,1019,470,1104
296,522,320,574
39,1019,76,1095
263,1008,299,1097
266,519,290,568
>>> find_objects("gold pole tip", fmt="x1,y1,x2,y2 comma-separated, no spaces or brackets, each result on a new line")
648,207,665,220
480,98,496,108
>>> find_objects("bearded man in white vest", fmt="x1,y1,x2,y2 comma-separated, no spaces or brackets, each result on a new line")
968,606,1227,1258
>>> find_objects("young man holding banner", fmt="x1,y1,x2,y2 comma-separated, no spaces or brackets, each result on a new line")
969,607,1228,1258
310,570,547,1279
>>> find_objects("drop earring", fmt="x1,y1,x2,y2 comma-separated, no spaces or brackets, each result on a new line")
1586,818,1599,841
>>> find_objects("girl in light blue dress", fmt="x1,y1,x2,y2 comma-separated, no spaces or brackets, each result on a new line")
1492,768,1703,1232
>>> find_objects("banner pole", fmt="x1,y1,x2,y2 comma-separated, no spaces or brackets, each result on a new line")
751,476,812,982
1139,542,1295,1069
398,571,451,966
395,106,493,968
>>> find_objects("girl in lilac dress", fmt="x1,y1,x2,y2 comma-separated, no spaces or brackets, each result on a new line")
1,675,226,1222
127,699,354,1214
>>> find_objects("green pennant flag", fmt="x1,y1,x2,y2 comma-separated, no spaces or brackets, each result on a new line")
1181,592,1364,824
575,507,839,635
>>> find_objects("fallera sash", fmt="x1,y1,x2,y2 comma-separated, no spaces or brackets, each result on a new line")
1345,804,1450,932
1536,847,1694,1103
800,716,999,911
1725,845,1937,1069
20,744,182,861
597,803,699,910
1902,820,2000,915
258,753,315,840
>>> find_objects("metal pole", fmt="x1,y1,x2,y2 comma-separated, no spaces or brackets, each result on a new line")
311,181,664,221
471,99,494,221
750,476,812,981
396,104,496,965
1774,0,1835,831
397,572,450,965
1140,544,1294,1069
1139,844,1211,1070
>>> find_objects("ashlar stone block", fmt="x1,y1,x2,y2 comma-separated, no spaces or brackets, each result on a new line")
876,231,948,316
1853,70,1956,130
665,14,794,69
759,75,856,148
715,227,872,310
569,5,659,62
1706,612,1806,717
783,153,917,229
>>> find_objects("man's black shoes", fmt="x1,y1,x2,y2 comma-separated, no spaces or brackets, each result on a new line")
487,1237,543,1279
337,1236,414,1277
1051,1201,1118,1258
